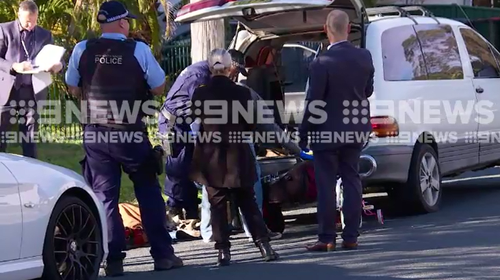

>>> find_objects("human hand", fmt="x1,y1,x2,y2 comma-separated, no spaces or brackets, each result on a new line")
12,61,33,73
43,62,63,74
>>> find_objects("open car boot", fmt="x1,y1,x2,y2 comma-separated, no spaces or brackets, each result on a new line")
246,46,286,129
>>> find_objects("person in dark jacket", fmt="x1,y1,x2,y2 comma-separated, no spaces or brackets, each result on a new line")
299,10,374,252
199,50,300,243
158,51,249,222
190,49,279,266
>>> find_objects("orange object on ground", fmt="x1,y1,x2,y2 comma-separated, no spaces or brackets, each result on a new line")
118,203,149,249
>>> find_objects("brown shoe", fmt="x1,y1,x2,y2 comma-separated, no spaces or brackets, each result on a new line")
305,241,336,252
341,241,358,250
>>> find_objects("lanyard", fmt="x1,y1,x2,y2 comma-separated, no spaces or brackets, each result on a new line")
20,30,35,62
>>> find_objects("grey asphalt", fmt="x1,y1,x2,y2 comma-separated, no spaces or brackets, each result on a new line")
100,168,500,280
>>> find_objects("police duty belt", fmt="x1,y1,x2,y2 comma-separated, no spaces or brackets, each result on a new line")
156,106,178,157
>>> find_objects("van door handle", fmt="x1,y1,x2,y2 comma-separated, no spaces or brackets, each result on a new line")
476,86,484,94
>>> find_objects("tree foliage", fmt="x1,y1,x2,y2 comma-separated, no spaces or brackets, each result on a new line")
0,0,171,94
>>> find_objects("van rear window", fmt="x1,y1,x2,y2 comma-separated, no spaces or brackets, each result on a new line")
381,24,464,81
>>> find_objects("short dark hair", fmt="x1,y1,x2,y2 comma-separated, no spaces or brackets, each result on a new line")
19,0,38,13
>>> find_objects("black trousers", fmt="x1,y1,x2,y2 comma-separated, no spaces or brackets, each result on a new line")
314,144,363,244
0,86,38,158
206,185,269,249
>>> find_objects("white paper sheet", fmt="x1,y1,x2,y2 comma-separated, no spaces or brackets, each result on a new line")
18,68,43,74
18,44,66,74
32,71,53,94
33,44,66,70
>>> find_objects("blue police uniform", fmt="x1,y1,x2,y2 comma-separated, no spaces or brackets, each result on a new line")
66,32,177,270
159,60,211,218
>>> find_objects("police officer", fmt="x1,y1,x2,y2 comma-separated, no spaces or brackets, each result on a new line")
65,1,182,276
158,54,217,221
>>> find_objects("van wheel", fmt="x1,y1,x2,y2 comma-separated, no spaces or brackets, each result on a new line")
400,143,442,214
263,202,285,234
409,144,442,213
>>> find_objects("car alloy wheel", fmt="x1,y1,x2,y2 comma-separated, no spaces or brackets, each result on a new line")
388,143,442,214
419,152,440,208
42,196,103,280
53,204,100,279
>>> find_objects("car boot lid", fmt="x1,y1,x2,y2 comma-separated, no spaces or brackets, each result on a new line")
175,0,367,35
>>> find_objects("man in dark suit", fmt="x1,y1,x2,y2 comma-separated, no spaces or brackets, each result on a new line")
0,0,63,158
298,10,374,251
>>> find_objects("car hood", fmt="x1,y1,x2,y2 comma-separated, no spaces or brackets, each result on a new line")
0,153,86,185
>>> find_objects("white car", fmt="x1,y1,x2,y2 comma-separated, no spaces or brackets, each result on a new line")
175,0,500,223
0,153,107,280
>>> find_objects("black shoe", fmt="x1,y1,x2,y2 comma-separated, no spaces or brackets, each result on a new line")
217,249,231,266
154,254,184,271
256,241,279,262
104,259,124,277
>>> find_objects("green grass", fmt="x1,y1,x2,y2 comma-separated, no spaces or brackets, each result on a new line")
6,123,204,203
6,142,165,203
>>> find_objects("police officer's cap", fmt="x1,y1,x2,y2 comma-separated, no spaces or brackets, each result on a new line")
228,49,248,77
97,1,137,24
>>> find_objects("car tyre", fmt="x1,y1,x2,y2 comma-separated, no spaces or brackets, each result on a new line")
41,195,104,280
263,202,285,234
393,143,442,214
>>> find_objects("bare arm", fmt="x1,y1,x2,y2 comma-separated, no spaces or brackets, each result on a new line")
67,86,81,98
150,82,166,96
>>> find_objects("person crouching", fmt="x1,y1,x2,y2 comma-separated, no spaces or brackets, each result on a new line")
189,49,279,266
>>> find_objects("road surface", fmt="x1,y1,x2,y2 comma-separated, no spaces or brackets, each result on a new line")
100,168,500,280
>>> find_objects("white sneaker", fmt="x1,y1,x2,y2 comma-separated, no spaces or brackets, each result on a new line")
203,237,214,243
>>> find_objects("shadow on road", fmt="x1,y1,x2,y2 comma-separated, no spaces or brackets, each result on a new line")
104,172,500,279
118,260,405,280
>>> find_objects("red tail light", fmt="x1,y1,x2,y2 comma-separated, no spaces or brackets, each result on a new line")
371,116,399,137
176,0,236,17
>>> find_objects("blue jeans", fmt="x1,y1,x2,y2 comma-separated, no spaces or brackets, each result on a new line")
200,144,263,241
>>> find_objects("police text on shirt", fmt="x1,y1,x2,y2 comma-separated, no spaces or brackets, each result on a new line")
95,55,123,65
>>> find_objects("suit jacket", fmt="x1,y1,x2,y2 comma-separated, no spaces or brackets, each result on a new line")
299,41,374,151
0,20,54,105
189,75,257,189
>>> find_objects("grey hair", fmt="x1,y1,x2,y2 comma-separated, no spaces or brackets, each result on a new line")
208,48,232,75
19,0,38,13
326,10,349,36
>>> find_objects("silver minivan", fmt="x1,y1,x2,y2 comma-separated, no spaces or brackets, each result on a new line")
175,1,500,232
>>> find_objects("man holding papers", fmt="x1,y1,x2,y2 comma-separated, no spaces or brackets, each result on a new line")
0,0,63,158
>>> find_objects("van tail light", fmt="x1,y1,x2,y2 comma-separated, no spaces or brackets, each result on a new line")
176,0,236,17
371,116,399,137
